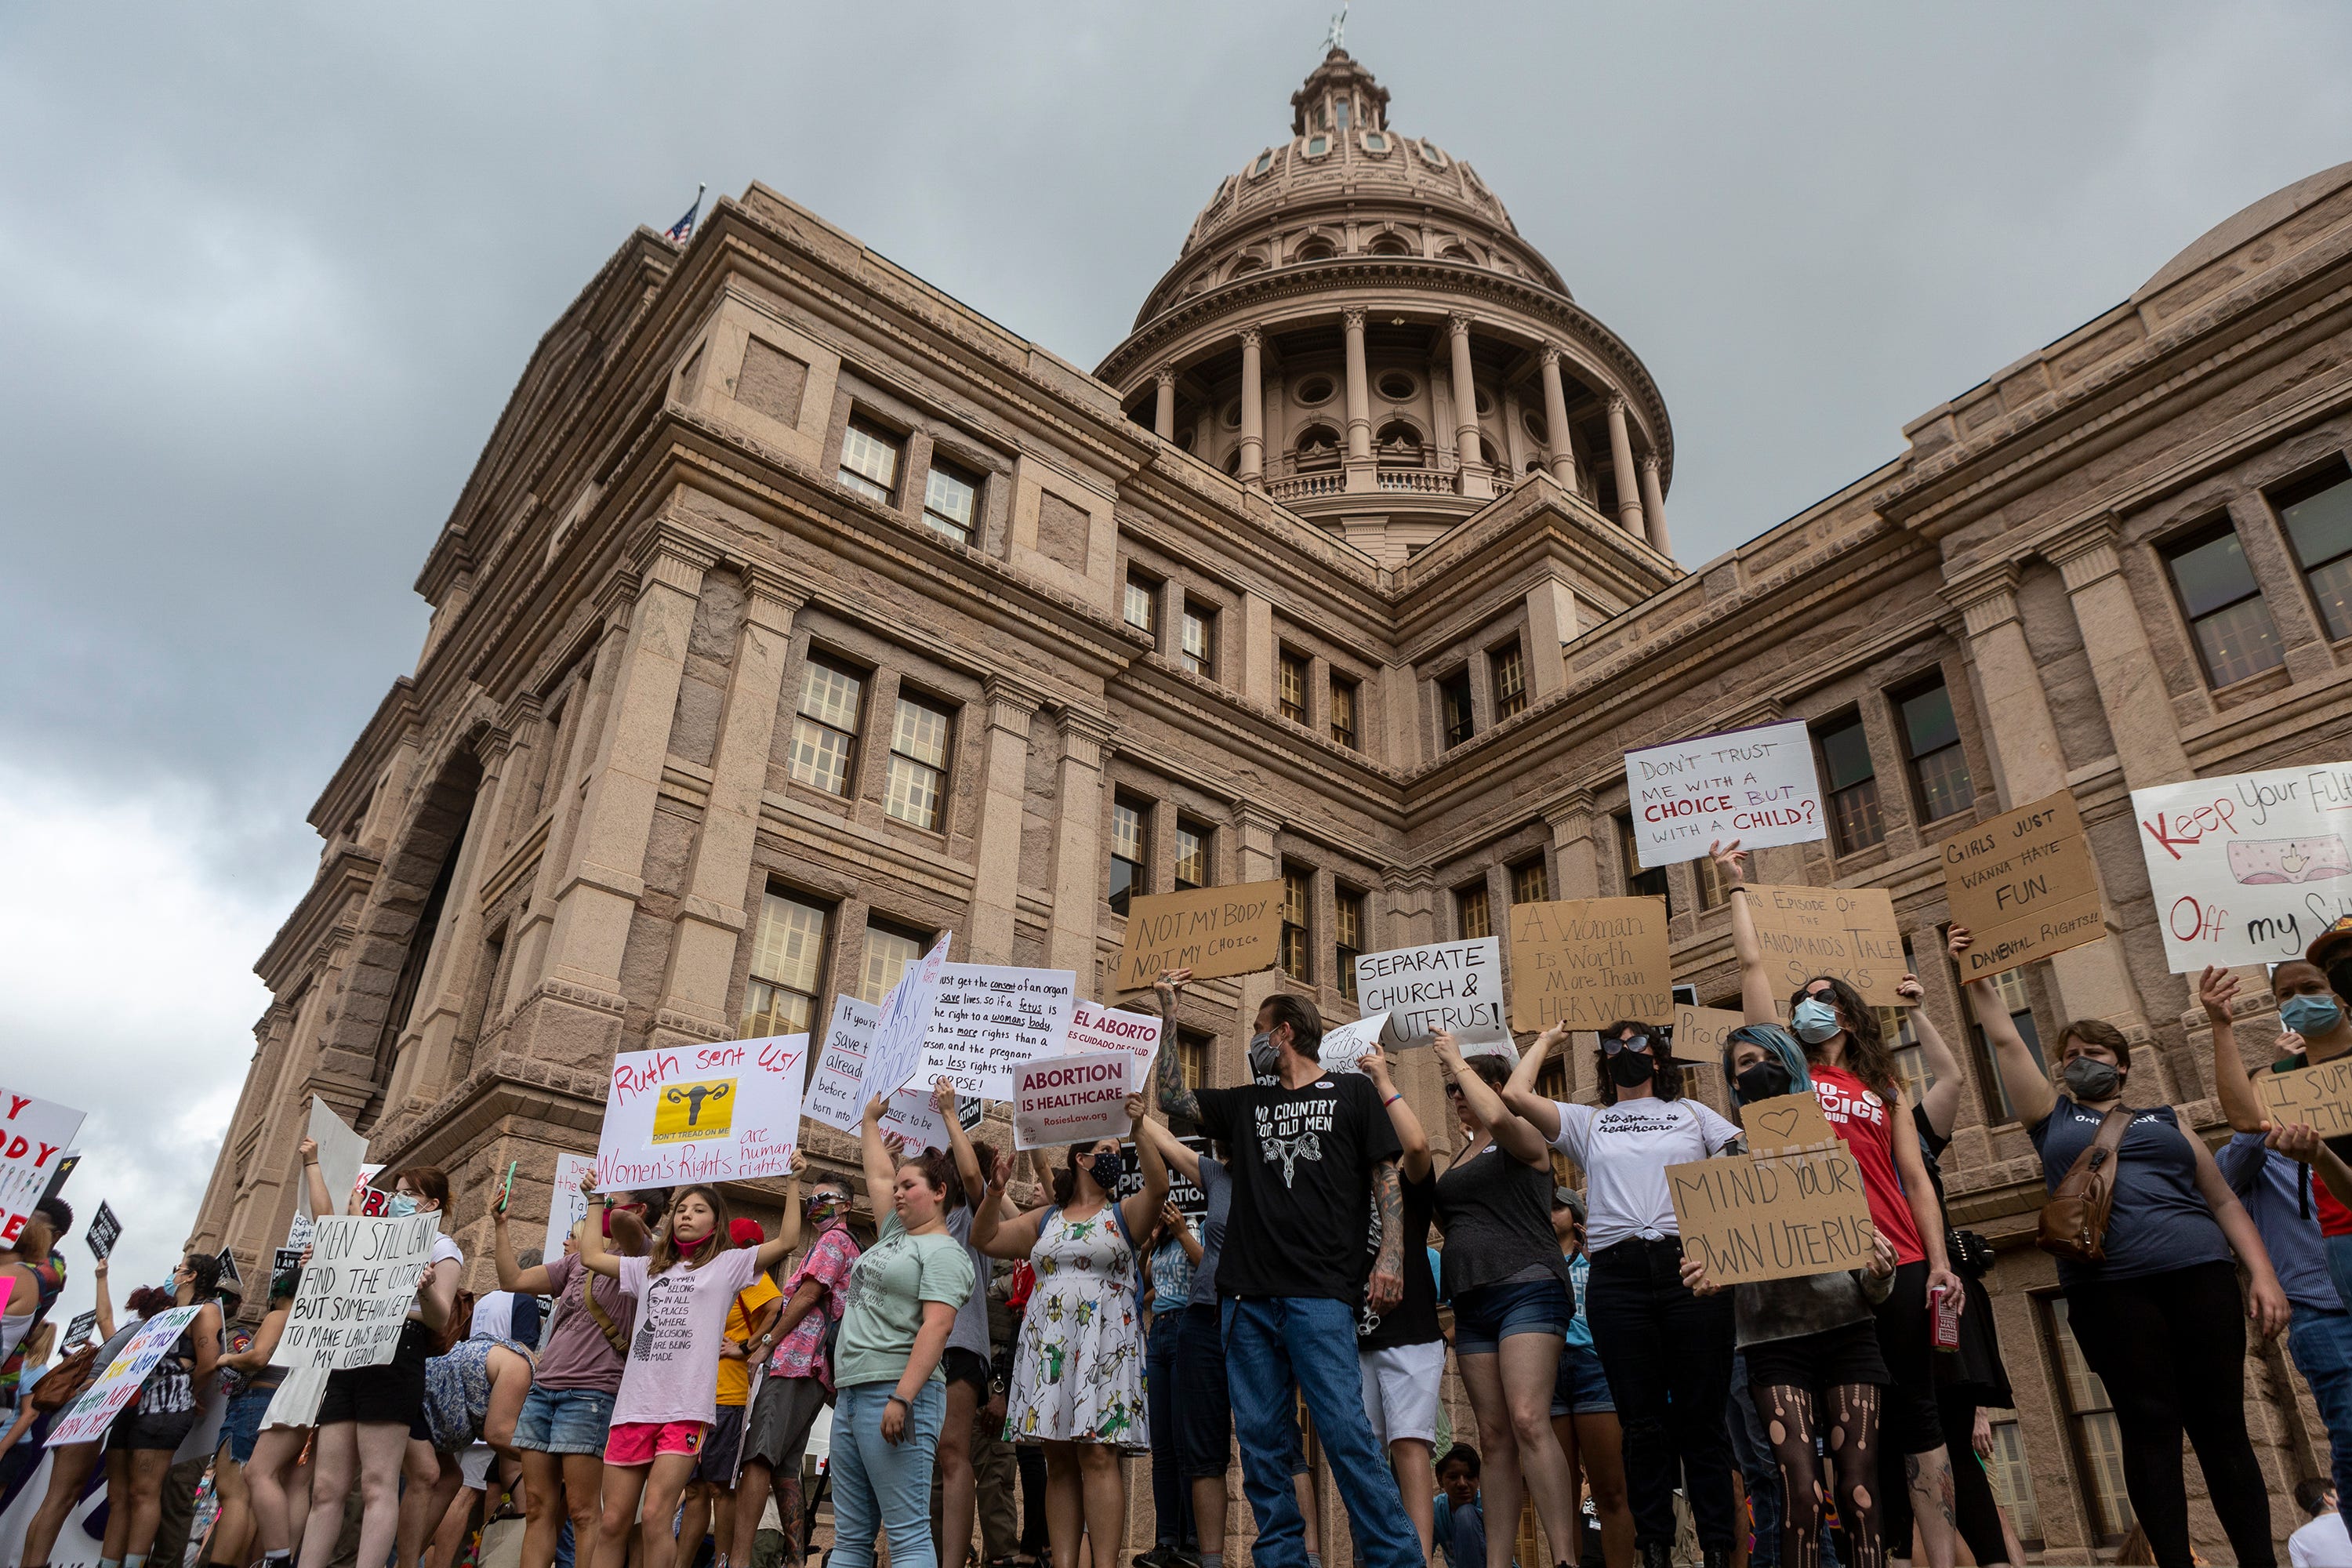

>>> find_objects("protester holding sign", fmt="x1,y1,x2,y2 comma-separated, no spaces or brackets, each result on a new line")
99,1258,223,1568
916,1080,1018,1568
0,1199,69,1423
1953,925,2287,1568
1500,1021,1741,1568
734,1171,861,1568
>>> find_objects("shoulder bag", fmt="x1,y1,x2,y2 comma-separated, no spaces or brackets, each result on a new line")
578,1263,632,1359
2036,1106,2132,1263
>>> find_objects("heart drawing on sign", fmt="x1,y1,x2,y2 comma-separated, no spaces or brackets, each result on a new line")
1756,1109,1800,1141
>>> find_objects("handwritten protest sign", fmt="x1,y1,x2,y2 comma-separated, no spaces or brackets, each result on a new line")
862,935,953,1106
2257,1054,2352,1138
1671,1005,1748,1065
1942,790,2103,976
1064,1002,1163,1090
2133,764,2352,971
1625,720,1826,869
84,1201,120,1261
1316,1012,1404,1073
1353,938,1507,1046
1745,884,1909,1007
922,965,1078,1099
595,1035,806,1192
270,1215,439,1372
808,996,880,1133
1112,881,1284,991
1667,1145,1877,1287
542,1152,601,1264
1738,1091,1837,1152
0,1087,85,1248
298,1098,368,1224
1508,898,1671,1032
48,1306,203,1446
1014,1052,1134,1151
880,1084,985,1152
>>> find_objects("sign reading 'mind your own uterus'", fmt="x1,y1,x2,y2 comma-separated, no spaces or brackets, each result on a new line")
2133,762,2352,971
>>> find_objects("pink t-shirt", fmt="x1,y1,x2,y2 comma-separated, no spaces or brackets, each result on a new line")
611,1245,764,1428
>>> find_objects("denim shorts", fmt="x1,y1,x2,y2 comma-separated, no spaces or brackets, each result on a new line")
514,1385,619,1456
224,1388,276,1464
1549,1343,1615,1417
1452,1276,1574,1356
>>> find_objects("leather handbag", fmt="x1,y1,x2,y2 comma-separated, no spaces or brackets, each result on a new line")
2036,1107,2132,1262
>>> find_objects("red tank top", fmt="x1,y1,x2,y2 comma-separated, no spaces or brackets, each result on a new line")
1811,1064,1927,1265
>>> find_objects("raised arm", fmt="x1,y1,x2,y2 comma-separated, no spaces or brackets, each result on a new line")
575,1184,623,1282
935,1079,987,1207
1434,1031,1547,1167
2200,967,2269,1134
92,1258,114,1342
1130,1108,1203,1185
1712,841,1779,1024
1948,927,2056,1127
490,1189,556,1296
753,1152,807,1273
971,1152,1048,1261
1118,1095,1171,1241
299,1134,336,1219
1499,1025,1569,1143
1151,968,1201,1123
1901,973,1966,1140
1166,1201,1203,1265
1360,1048,1433,1181
2188,1128,2289,1338
220,1305,289,1372
859,1095,897,1218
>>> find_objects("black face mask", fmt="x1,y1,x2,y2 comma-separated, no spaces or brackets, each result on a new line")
1736,1059,1792,1104
1087,1151,1123,1194
1608,1051,1657,1090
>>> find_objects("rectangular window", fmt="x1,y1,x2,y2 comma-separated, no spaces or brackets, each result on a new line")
1177,1029,1212,1094
788,658,866,796
1457,883,1492,940
1491,640,1527,720
1174,819,1212,890
2164,521,2284,686
1510,855,1549,906
1281,863,1312,982
1125,572,1160,637
1965,958,2048,1123
1181,603,1217,679
1440,670,1475,748
1618,812,1670,909
1330,676,1359,750
1697,851,1726,909
1896,673,1975,824
2042,1296,2135,1545
1335,885,1365,1002
857,922,927,1005
1815,712,1885,854
921,459,979,545
837,417,903,505
1279,648,1310,724
1981,1410,2043,1549
2275,464,2352,641
742,888,829,1037
883,692,953,831
1109,797,1150,917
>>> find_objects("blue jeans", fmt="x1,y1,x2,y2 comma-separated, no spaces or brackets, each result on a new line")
1221,1298,1422,1568
831,1381,947,1568
2292,1302,2352,1517
1147,1312,1195,1549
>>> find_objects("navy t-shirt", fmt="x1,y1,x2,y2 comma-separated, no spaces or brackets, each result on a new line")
2028,1094,2230,1287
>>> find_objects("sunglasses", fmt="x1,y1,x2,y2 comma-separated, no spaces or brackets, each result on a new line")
1443,1083,1465,1098
1601,1034,1653,1056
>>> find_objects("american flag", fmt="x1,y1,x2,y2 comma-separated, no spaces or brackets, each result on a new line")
664,183,706,244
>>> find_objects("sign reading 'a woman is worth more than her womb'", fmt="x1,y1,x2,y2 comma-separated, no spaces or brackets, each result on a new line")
594,1035,806,1190
1623,720,1826,869
2132,763,2352,971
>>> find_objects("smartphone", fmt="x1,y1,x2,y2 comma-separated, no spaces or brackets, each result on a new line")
499,1160,517,1213
1930,1284,1962,1350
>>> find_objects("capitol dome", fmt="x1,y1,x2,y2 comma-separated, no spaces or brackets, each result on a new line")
1098,49,1676,568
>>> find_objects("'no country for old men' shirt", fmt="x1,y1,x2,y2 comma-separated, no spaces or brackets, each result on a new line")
1194,1072,1403,1302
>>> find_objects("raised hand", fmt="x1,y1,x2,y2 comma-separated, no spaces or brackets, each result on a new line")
1124,1093,1148,1123
1431,1029,1465,1067
787,1149,808,1182
1153,967,1192,1012
1160,1200,1189,1234
2199,965,2240,1023
1895,973,1923,1004
933,1077,960,1118
1360,1048,1396,1091
298,1136,318,1165
1708,838,1747,884
1947,925,1974,964
990,1152,1013,1190
862,1096,887,1128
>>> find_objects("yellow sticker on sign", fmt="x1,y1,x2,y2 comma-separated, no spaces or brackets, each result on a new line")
652,1078,736,1144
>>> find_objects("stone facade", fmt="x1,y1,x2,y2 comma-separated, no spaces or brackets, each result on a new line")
188,49,2352,1565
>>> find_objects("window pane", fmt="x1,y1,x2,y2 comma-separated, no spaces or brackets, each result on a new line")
1493,643,1526,720
1458,885,1491,940
1984,1417,2042,1547
1898,681,1960,757
1441,672,1474,747
1330,679,1359,748
1619,815,1670,907
789,717,855,794
742,977,811,1037
2307,554,2352,641
1914,742,1976,822
798,662,863,731
1817,717,1875,791
1831,777,1885,854
2282,474,2352,571
1281,866,1311,982
1511,858,1548,905
1113,801,1147,864
1279,651,1308,723
1335,888,1363,1003
1125,577,1157,633
1182,608,1214,677
884,753,944,829
840,422,900,502
922,465,976,542
1175,824,1210,890
858,925,924,1005
2192,595,2285,685
2165,528,2259,618
750,891,828,993
891,697,950,769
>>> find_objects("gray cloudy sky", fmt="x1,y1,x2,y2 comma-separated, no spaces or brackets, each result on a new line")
3,0,2347,1314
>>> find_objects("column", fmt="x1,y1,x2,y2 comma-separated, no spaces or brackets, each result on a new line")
1539,347,1577,489
390,728,521,1108
1524,577,1577,699
1342,308,1373,482
1449,314,1492,500
1233,802,1285,1054
964,676,1044,964
652,566,805,1046
1639,452,1673,558
1152,369,1176,441
1241,590,1275,710
2049,521,2190,786
1047,707,1116,983
1606,394,1644,535
1543,789,1602,899
1238,329,1265,490
507,617,626,999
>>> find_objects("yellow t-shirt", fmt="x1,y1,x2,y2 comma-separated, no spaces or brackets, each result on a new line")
717,1273,782,1406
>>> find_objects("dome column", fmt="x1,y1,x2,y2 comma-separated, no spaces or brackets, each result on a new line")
1449,314,1491,501
1239,328,1265,490
1342,308,1375,493
1639,452,1672,557
1606,394,1644,535
1152,368,1176,441
1538,347,1577,491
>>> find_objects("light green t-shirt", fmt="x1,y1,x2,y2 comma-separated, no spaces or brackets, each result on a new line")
831,1214,975,1392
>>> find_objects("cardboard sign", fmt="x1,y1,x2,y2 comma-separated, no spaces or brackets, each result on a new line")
1352,938,1508,1046
808,995,880,1134
299,1098,368,1222
1625,719,1827,868
1666,1145,1878,1287
1744,884,1909,1007
1942,789,2103,976
84,1201,121,1261
1738,1091,1838,1152
862,935,953,1107
48,1305,204,1446
1014,1051,1134,1151
1508,897,1672,1032
543,1152,601,1265
1316,1012,1403,1073
1063,1002,1163,1091
61,1308,97,1350
920,964,1079,1100
2257,1054,2352,1138
1112,880,1285,991
1671,1006,1748,1065
596,1035,807,1192
270,1214,441,1372
0,1088,85,1248
2133,764,2352,971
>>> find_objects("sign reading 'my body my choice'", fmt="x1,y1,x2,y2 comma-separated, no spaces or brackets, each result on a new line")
1624,720,1825,869
2133,763,2352,971
595,1035,806,1191
271,1215,440,1373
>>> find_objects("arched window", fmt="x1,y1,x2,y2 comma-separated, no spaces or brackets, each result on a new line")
1293,238,1335,263
1295,423,1342,457
1368,234,1413,257
1523,408,1548,445
1374,419,1423,459
1439,244,1474,264
1223,448,1243,476
1231,253,1267,279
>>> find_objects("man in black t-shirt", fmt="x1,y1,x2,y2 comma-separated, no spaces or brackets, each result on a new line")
1155,974,1425,1568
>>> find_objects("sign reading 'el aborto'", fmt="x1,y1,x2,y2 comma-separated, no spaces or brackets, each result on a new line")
1014,1051,1134,1151
1667,1145,1878,1287
1942,790,2103,975
1508,898,1672,1032
1113,880,1285,991
1744,884,1910,1007
1063,1002,1164,1090
1624,720,1827,869
1353,938,1507,1046
2132,764,2352,971
920,964,1078,1100
596,1035,806,1191
271,1214,441,1372
2257,1054,2352,1138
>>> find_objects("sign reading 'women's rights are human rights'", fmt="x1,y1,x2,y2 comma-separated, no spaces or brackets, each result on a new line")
1624,720,1826,869
594,1035,806,1190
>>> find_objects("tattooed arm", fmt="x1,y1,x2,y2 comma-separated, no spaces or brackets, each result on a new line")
1152,968,1200,1123
1367,1156,1403,1312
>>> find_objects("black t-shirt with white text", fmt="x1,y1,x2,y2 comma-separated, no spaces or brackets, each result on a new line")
1194,1073,1404,1302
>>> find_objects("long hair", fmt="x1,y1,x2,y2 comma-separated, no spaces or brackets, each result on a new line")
434,1288,477,1356
1592,1019,1682,1107
391,1164,452,1211
127,1286,175,1319
1721,1024,1813,1109
1053,1142,1120,1207
650,1184,731,1273
181,1252,223,1300
1788,976,1897,1099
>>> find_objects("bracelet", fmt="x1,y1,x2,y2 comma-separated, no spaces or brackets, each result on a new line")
1382,1093,1403,1106
887,1393,909,1408
1729,884,1749,895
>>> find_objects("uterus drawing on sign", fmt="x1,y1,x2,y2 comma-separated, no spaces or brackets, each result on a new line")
2225,836,2352,885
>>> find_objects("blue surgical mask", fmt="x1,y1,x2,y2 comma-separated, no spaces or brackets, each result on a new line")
1790,996,1842,1045
386,1194,419,1218
2281,994,2344,1036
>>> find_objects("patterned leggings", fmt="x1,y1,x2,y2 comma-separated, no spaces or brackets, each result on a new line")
1753,1383,1883,1568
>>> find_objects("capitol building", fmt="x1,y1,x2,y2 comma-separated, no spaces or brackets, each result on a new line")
191,45,2352,1563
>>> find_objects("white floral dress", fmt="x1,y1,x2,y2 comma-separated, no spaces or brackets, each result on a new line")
1004,1207,1147,1451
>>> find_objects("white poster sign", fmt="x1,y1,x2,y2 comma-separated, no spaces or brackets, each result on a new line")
807,996,880,1134
1352,938,1508,1046
2133,764,2352,971
1624,719,1825,869
298,1098,368,1222
595,1035,808,1192
878,1085,984,1152
1063,1002,1163,1091
1013,1051,1134,1151
920,964,1079,1099
1316,1012,1406,1073
46,1306,202,1446
543,1152,601,1265
0,1088,85,1248
860,935,953,1108
270,1214,441,1372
